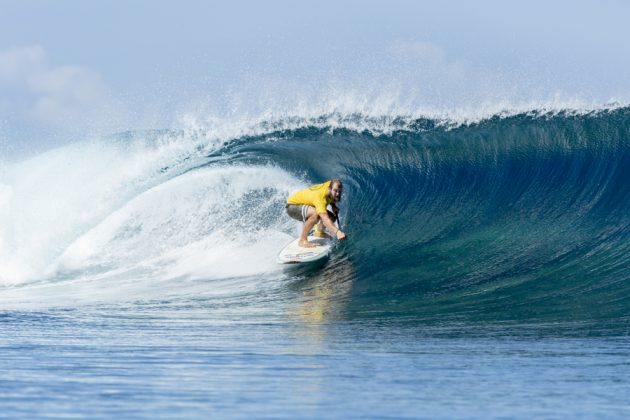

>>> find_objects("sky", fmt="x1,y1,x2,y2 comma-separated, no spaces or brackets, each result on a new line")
1,0,630,157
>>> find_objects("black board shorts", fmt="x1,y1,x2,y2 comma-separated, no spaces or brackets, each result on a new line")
285,204,312,222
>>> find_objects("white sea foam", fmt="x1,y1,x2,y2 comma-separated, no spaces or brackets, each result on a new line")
0,126,304,288
176,91,627,141
56,165,300,281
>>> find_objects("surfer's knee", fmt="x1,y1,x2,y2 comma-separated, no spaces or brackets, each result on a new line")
304,207,319,220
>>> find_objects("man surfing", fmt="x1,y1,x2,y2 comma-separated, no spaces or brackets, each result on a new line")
285,179,347,248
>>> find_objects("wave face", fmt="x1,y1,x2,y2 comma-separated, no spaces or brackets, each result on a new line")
1,107,630,324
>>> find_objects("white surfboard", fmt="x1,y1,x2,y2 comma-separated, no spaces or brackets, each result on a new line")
277,235,333,264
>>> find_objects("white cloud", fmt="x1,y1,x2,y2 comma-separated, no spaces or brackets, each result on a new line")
0,45,117,129
28,65,109,125
0,45,47,83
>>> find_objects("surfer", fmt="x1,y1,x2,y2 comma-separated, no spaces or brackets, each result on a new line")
285,179,347,248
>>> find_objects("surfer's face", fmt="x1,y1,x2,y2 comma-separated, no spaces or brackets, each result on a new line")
331,184,343,202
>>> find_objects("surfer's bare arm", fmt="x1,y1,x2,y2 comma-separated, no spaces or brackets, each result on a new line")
320,212,346,240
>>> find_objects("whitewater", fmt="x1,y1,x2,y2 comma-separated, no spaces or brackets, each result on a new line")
1,105,630,417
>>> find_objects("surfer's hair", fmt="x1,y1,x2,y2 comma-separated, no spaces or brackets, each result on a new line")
331,179,342,187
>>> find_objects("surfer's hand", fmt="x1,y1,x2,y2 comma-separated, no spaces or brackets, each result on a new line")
336,230,347,240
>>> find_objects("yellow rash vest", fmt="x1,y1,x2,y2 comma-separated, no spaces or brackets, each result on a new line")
286,181,333,214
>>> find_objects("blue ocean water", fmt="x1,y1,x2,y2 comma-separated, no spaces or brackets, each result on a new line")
1,107,629,417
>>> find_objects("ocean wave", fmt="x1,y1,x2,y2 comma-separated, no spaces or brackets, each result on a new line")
1,106,629,322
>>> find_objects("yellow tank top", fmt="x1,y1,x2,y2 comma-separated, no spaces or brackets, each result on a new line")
287,181,332,214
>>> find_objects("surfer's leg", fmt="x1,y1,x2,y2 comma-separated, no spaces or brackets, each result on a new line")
314,220,325,236
299,207,319,248
314,210,335,238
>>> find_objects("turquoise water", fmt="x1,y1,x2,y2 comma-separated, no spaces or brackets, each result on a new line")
1,108,629,417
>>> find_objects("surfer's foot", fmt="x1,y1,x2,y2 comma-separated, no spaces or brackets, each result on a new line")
298,239,319,248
